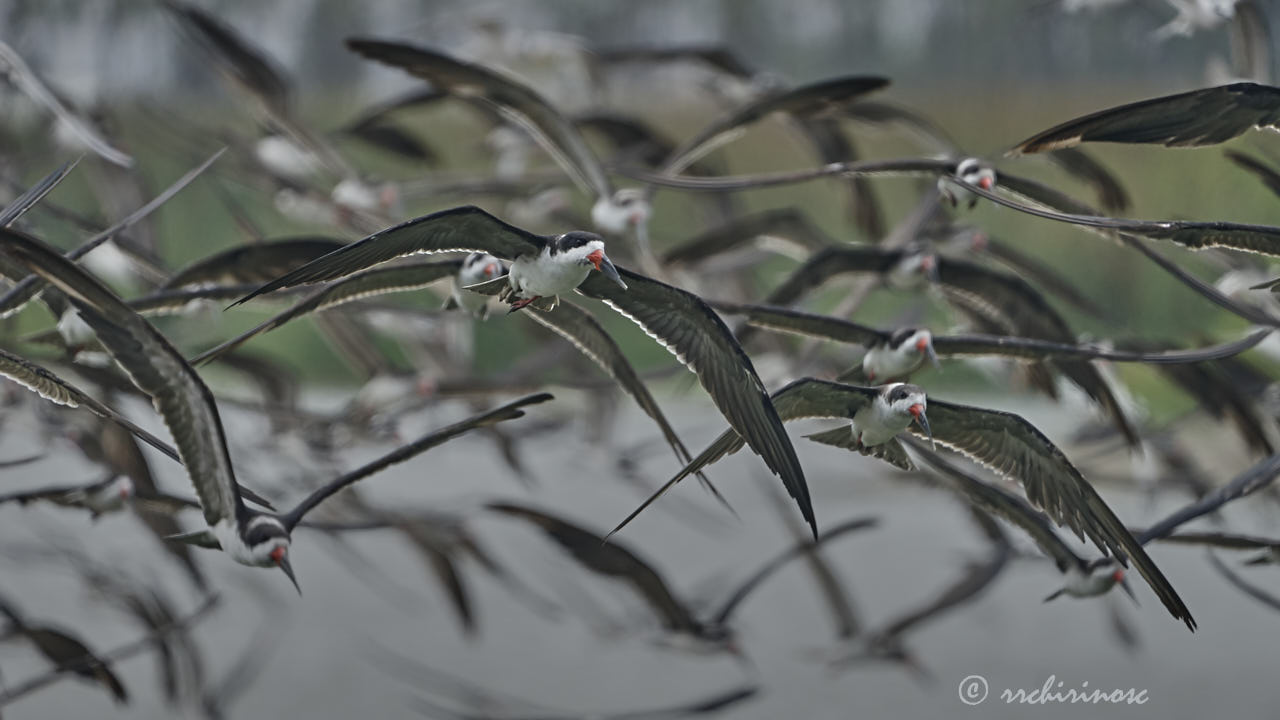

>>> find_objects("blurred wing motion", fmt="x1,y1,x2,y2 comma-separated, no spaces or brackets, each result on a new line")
1010,83,1280,154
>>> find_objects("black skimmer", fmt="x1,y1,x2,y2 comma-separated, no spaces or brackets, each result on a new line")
715,301,1270,383
488,502,877,651
735,245,1141,445
0,473,135,518
0,595,128,704
0,224,553,592
232,204,815,533
1010,81,1280,155
838,99,1131,213
961,176,1280,258
0,41,133,167
615,378,1196,629
951,179,1280,329
621,153,1093,215
344,40,654,249
193,249,710,490
906,441,1136,604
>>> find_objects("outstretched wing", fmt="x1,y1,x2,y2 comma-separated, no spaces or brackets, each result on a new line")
0,229,243,528
233,206,543,305
918,398,1196,630
578,269,816,535
347,39,613,200
0,348,180,463
1010,83,1280,154
193,260,462,366
281,394,554,529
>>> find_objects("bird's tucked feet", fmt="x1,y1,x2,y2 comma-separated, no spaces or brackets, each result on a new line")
508,296,540,313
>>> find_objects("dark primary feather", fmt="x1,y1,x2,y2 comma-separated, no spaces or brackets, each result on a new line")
232,206,544,306
164,0,292,116
523,300,706,479
608,379,872,538
661,208,833,266
489,502,703,634
1134,453,1280,546
904,439,1087,573
0,597,128,704
979,185,1280,257
576,268,816,536
659,75,890,174
346,39,613,199
0,348,180,462
914,398,1195,629
710,516,879,625
1208,551,1280,613
192,259,462,366
1226,150,1280,197
161,237,347,289
753,245,905,310
341,117,439,163
0,228,245,527
0,160,78,227
794,114,885,238
279,394,553,530
724,301,1269,364
1043,147,1130,212
592,45,763,79
1010,83,1280,154
932,255,1139,447
0,150,223,319
871,530,1010,645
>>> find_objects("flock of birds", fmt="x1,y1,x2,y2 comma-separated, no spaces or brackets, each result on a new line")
5,0,1280,717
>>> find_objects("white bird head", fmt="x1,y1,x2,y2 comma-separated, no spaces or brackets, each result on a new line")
550,232,626,289
110,475,135,501
881,383,930,443
940,157,996,209
242,515,298,593
591,188,652,235
460,251,503,285
955,157,996,190
891,328,938,368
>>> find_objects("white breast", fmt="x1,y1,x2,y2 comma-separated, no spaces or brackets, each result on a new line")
862,344,922,382
851,400,913,447
1062,566,1115,597
509,250,591,299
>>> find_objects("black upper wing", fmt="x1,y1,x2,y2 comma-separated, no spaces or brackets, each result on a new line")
1011,83,1280,154
232,206,545,305
577,268,816,535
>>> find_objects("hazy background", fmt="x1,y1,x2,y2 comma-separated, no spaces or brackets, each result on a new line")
2,1,1280,719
